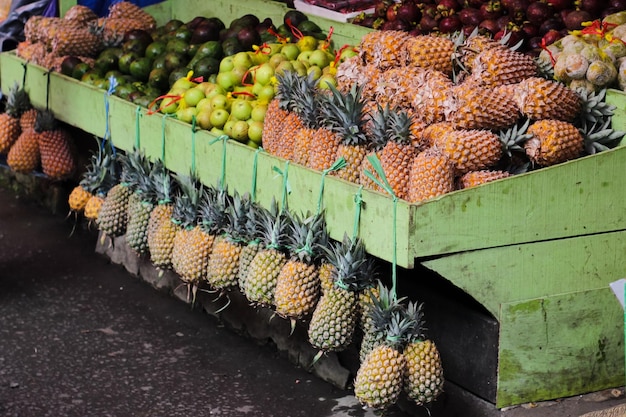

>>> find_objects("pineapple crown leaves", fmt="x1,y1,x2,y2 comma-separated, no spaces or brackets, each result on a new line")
368,103,392,151
319,82,368,146
255,198,292,251
151,162,177,205
383,311,414,351
386,106,414,145
79,137,113,193
5,82,32,119
322,233,375,293
286,210,329,264
368,280,408,345
403,300,428,344
171,172,204,229
33,109,59,133
574,87,617,126
199,186,230,235
275,70,301,112
223,191,254,243
120,147,151,193
498,117,532,158
580,118,626,155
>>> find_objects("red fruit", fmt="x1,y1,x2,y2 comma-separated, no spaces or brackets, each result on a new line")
528,36,543,51
479,1,503,20
386,3,399,21
382,18,412,31
526,2,554,25
465,0,488,7
502,0,529,14
418,14,439,32
521,21,540,38
495,28,524,48
497,15,513,31
397,1,421,24
579,0,604,14
439,15,463,32
539,17,564,35
437,0,461,15
542,29,562,46
478,18,500,35
562,9,592,30
545,0,572,11
610,0,626,9
458,7,482,26
375,0,390,17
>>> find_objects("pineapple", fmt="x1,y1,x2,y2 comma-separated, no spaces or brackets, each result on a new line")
207,191,254,291
359,104,390,191
513,77,581,122
237,201,263,291
410,69,455,125
433,128,503,175
240,201,291,307
457,170,511,189
291,75,322,167
444,81,520,131
308,235,374,352
107,1,156,29
358,30,410,70
405,35,456,76
274,211,328,322
262,70,299,157
354,301,411,410
469,47,537,87
7,126,39,174
83,143,120,221
406,147,455,204
171,173,209,285
95,17,155,48
97,151,133,237
420,121,456,150
199,187,230,284
456,32,504,74
63,5,98,24
305,90,341,172
125,152,156,255
378,107,416,200
147,167,178,270
24,16,62,45
0,83,31,154
51,21,104,57
525,119,584,166
68,138,113,214
33,110,76,180
403,301,445,406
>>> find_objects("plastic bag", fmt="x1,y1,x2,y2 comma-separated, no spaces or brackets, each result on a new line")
0,0,54,52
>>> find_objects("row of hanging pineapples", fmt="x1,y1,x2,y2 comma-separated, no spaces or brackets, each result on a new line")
16,2,155,71
0,83,76,180
262,30,624,203
67,142,444,411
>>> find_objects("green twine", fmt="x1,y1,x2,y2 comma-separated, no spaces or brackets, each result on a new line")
364,154,398,297
45,70,51,111
251,147,264,202
209,134,229,191
134,106,142,149
160,113,174,162
272,161,291,212
190,115,197,174
317,157,346,215
352,185,364,242
21,62,27,89
102,76,118,156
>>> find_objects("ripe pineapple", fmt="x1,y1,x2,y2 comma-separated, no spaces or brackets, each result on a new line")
514,77,581,122
207,191,253,291
456,32,504,74
308,235,374,353
354,302,411,410
198,187,230,285
237,201,263,291
97,151,133,237
403,301,445,406
68,138,113,214
95,17,156,48
410,69,455,125
83,142,120,221
330,84,369,184
291,75,322,167
405,35,456,76
469,47,537,87
24,16,62,45
433,128,502,175
525,119,584,166
274,211,328,322
63,5,98,24
147,167,178,270
444,81,520,131
240,201,290,307
33,110,76,180
171,174,210,285
359,104,390,191
457,170,511,189
51,21,104,57
0,83,31,154
125,151,156,255
378,108,417,200
107,1,156,29
420,121,456,150
407,147,455,204
262,71,299,157
358,30,410,70
7,125,39,174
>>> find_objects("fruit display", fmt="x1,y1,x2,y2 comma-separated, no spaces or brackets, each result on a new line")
351,0,626,53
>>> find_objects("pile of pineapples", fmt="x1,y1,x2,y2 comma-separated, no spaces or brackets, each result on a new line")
263,30,624,203
0,83,76,180
68,142,444,411
16,2,155,72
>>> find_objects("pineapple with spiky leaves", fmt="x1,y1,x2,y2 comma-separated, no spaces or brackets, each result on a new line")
51,20,104,58
171,173,209,284
125,152,156,255
457,170,511,189
274,211,328,322
359,104,390,191
237,200,263,291
434,128,503,175
525,119,584,166
69,138,115,214
97,151,133,237
291,76,322,167
7,125,39,174
377,107,417,200
262,70,300,157
469,47,537,87
200,187,231,283
403,301,445,406
354,294,412,410
513,77,581,122
147,167,178,270
308,235,374,353
0,83,31,154
407,147,455,204
207,191,254,291
358,30,410,70
83,142,120,221
306,85,347,173
34,110,76,180
405,35,456,76
64,4,98,24
240,201,291,307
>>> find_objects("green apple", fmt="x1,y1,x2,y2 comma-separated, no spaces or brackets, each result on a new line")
232,51,253,69
171,76,196,91
210,93,230,110
318,74,337,90
230,99,253,121
209,108,229,129
195,109,213,130
339,47,358,62
296,50,313,65
308,49,331,69
182,87,205,107
219,56,235,72
247,120,264,145
251,102,268,122
297,35,318,52
223,119,236,137
254,62,275,86
159,96,179,113
274,60,295,75
307,65,323,80
210,126,225,136
249,50,269,65
269,53,288,68
291,60,307,76
216,70,240,92
176,106,197,124
255,84,275,103
204,83,226,99
231,65,251,85
196,97,213,114
230,120,249,142
280,43,300,61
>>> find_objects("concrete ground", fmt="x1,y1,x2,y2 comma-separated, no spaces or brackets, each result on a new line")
0,180,624,417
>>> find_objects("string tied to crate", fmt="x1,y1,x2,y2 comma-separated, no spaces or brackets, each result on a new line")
160,113,174,163
102,75,118,156
272,161,291,213
189,115,199,174
317,157,346,215
364,154,398,296
134,106,142,150
209,134,229,191
352,185,364,242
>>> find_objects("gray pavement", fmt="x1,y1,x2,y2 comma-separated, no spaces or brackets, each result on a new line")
0,186,411,417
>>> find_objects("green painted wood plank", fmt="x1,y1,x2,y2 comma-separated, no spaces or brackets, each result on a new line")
497,290,624,407
411,145,626,258
421,230,626,317
606,88,626,147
